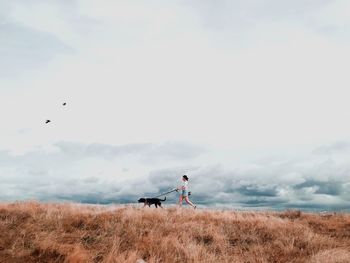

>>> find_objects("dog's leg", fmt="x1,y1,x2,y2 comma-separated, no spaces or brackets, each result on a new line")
159,202,163,208
155,203,158,208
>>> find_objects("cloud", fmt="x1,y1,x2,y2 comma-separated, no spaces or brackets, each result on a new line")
187,0,331,27
184,0,347,44
105,145,350,210
2,0,350,152
0,22,74,77
54,141,206,162
1,140,350,211
294,180,343,196
312,141,350,155
0,140,206,202
236,185,279,197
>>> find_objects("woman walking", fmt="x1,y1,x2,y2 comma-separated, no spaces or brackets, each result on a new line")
177,175,196,209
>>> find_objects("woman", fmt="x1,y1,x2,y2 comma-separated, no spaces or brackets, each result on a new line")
177,175,196,209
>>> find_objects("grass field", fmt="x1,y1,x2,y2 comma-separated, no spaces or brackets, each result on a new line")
1,201,350,262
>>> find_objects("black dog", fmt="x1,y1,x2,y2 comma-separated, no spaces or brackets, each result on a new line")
138,197,166,208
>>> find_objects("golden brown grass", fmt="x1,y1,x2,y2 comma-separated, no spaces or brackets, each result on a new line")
1,201,350,263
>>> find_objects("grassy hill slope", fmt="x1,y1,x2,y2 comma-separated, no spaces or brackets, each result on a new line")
1,202,350,262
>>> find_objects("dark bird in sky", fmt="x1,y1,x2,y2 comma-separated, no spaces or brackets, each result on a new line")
63,102,66,106
45,120,51,124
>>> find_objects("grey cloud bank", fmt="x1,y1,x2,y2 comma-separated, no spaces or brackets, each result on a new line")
1,141,350,211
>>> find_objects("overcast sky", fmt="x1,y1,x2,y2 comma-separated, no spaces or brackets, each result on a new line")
1,0,350,210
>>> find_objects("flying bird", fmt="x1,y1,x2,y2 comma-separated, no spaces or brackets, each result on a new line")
44,102,66,124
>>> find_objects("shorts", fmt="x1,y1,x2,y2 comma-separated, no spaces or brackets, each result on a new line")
181,190,188,197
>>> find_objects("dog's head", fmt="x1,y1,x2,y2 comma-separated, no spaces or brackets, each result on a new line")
138,198,146,203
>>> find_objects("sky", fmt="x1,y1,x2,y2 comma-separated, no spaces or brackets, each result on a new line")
1,0,350,210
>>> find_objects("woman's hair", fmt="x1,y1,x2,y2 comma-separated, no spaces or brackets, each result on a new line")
183,175,189,181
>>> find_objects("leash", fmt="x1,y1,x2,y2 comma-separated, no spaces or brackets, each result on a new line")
152,188,178,198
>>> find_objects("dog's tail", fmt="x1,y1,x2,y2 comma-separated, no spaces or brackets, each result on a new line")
161,197,166,201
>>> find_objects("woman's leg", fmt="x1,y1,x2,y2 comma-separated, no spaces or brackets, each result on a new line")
178,195,183,207
185,197,196,208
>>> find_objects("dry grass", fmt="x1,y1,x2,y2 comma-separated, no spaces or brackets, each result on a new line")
0,202,350,263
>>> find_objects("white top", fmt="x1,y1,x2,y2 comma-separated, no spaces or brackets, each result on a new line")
182,180,188,190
